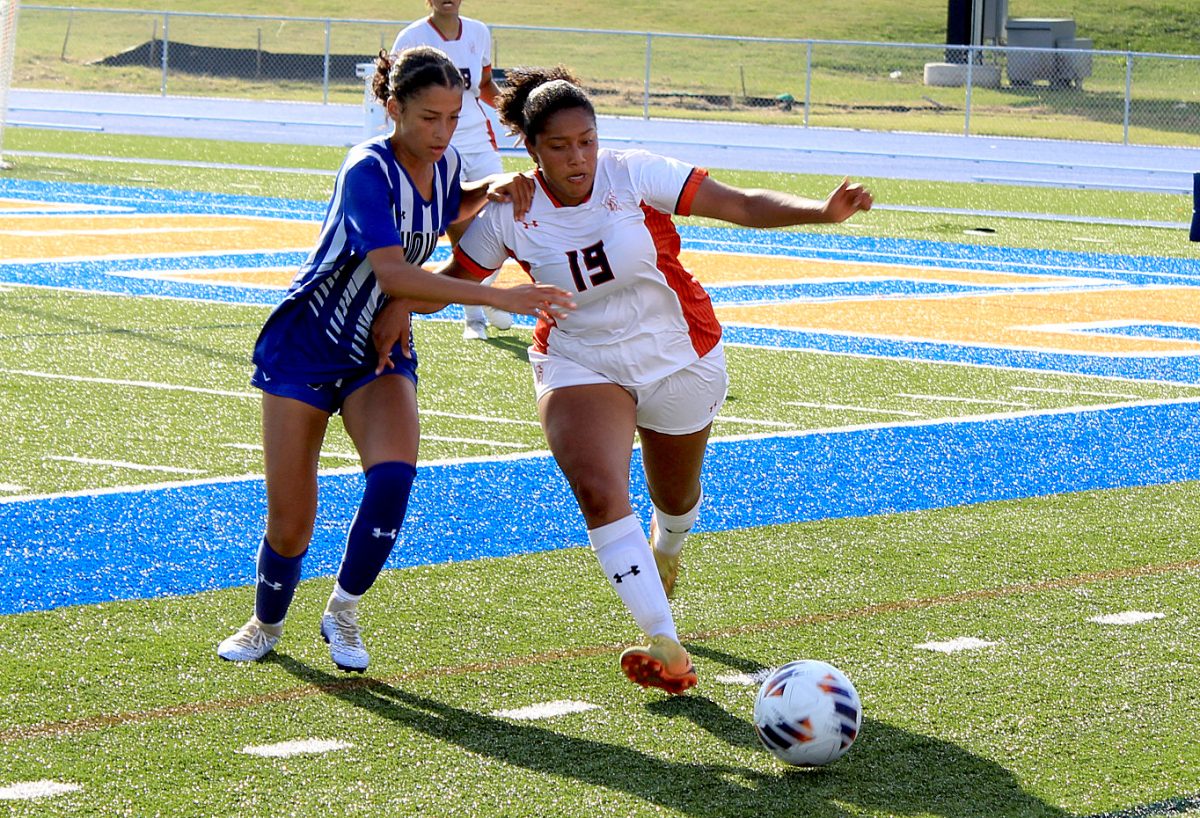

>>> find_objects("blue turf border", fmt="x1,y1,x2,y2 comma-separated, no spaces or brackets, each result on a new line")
2,400,1197,615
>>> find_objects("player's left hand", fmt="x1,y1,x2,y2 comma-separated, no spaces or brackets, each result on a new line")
371,299,415,375
822,178,873,223
487,171,537,221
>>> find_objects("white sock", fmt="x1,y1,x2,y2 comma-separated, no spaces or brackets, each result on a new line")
588,515,678,641
325,582,362,614
652,489,703,557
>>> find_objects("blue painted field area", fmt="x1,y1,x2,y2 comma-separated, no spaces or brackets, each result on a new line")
2,180,1198,614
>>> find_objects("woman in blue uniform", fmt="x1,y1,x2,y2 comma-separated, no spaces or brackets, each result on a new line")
217,46,573,672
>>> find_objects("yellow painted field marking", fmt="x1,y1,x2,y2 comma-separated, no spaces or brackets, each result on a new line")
1,215,318,260
716,287,1200,355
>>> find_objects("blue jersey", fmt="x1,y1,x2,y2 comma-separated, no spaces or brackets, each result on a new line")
253,136,463,382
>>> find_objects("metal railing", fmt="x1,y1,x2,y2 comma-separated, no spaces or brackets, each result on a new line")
14,6,1200,147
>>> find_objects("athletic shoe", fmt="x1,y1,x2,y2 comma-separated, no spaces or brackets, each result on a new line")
620,635,697,694
650,517,682,598
483,306,513,331
463,318,489,340
320,609,369,672
217,616,281,663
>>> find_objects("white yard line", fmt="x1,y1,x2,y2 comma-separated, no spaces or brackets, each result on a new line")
896,392,1033,408
0,781,82,801
1089,611,1165,625
240,739,352,758
1,226,247,237
784,400,924,417
490,701,599,720
44,456,204,475
717,415,800,428
1011,385,1142,399
915,637,998,653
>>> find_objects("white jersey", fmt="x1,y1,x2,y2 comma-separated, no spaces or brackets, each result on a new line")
392,16,498,156
455,149,721,387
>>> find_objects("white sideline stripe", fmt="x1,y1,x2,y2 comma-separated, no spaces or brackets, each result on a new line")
6,394,1200,505
1,226,246,237
0,369,543,428
717,415,799,428
1089,611,1165,625
222,443,357,459
490,700,599,720
784,400,924,417
1011,385,1142,399
0,483,27,492
44,456,204,475
897,392,1032,408
425,435,528,449
0,780,82,800
716,669,774,686
916,636,998,653
240,739,352,758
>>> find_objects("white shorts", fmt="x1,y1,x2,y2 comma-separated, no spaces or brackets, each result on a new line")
530,344,728,435
457,145,503,183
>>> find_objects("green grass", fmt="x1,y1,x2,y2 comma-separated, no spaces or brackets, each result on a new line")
2,128,1200,816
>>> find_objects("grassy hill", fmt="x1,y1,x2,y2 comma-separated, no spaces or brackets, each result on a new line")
25,0,1200,55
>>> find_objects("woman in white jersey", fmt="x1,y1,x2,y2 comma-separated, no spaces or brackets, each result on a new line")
382,66,871,694
216,48,573,672
393,0,510,340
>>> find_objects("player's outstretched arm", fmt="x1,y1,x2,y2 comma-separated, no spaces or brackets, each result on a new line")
688,175,872,228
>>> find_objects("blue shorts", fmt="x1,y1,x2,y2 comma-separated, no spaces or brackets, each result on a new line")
251,350,419,415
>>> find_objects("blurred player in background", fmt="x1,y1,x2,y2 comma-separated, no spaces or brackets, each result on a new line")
373,66,873,693
393,0,511,340
216,47,573,673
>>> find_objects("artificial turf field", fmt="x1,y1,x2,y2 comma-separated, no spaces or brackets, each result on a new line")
1,141,1199,816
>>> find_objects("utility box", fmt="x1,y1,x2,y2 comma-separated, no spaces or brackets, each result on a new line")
1006,18,1092,88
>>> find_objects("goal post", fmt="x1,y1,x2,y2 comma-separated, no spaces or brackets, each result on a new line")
0,0,20,170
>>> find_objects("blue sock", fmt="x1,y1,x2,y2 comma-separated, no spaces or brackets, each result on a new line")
335,461,416,597
254,537,304,627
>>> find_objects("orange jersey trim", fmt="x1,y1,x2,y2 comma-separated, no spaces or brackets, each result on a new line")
452,245,498,280
640,202,722,358
674,167,709,216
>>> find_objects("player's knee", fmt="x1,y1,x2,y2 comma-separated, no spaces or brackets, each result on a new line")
568,472,627,521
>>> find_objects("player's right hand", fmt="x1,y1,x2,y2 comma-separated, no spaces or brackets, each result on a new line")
493,283,576,320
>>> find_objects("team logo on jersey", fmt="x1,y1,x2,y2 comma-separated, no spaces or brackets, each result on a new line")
603,190,621,212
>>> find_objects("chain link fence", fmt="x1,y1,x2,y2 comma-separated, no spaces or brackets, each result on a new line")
14,5,1200,147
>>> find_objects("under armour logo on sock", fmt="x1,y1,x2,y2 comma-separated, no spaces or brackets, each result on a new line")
256,572,283,591
372,528,398,539
613,565,641,584
664,526,691,534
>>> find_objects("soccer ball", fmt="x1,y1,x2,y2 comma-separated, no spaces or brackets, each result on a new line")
752,660,862,766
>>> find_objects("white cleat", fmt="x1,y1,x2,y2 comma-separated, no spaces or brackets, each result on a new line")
463,318,489,340
217,616,281,663
321,609,369,672
483,306,513,331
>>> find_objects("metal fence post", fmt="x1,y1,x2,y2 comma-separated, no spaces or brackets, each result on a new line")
160,12,169,97
1123,52,1132,145
643,33,652,120
803,40,812,127
964,45,974,136
322,19,331,104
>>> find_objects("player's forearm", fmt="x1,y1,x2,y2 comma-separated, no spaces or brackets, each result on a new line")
728,188,831,228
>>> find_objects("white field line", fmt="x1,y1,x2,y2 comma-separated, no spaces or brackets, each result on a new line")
5,393,1199,505
915,636,998,653
1011,385,1142,399
240,739,352,758
896,392,1033,408
716,415,800,428
1089,611,1165,625
44,456,204,475
424,435,529,449
223,443,357,459
0,483,27,492
784,400,924,418
490,700,600,720
715,669,774,686
0,368,542,428
1,226,248,237
0,780,82,801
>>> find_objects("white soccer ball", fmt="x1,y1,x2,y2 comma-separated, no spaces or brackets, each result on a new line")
753,660,862,766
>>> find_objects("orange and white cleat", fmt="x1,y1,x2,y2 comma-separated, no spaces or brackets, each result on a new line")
620,634,697,694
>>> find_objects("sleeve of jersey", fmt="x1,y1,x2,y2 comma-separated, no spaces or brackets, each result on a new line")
625,150,709,216
342,159,404,257
453,208,509,281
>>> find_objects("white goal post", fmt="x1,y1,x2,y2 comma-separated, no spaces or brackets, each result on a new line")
0,0,20,170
